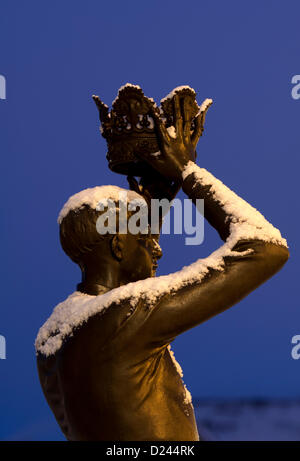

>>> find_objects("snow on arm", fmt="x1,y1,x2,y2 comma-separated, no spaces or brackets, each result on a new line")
182,161,287,249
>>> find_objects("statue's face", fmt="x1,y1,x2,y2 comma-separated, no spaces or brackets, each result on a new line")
120,231,162,281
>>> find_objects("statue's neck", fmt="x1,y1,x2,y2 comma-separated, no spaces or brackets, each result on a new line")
77,281,111,296
77,252,134,296
77,260,123,296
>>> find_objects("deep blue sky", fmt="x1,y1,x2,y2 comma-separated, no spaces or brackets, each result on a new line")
0,0,299,441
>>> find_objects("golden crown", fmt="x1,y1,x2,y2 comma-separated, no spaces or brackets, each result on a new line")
93,84,200,176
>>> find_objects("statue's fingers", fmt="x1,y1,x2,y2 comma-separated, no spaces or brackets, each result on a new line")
92,95,101,112
191,100,212,146
92,95,103,109
183,119,192,140
149,107,170,143
183,98,192,140
198,99,212,130
200,98,213,114
191,113,203,147
174,94,183,136
199,105,209,128
92,94,99,104
201,111,207,130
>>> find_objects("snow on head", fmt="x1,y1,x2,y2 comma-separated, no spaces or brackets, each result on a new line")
57,185,143,224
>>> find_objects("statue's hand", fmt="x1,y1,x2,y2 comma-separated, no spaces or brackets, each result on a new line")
127,170,180,236
139,94,212,182
127,167,181,204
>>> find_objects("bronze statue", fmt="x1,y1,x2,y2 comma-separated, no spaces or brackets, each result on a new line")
36,84,289,441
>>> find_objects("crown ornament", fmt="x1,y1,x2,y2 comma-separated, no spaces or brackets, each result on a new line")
93,83,206,176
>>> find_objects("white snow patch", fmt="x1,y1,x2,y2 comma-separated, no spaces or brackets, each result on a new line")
182,162,288,248
111,83,158,108
168,345,192,407
160,85,196,104
118,83,141,92
168,345,183,377
36,242,244,356
198,98,213,114
57,186,143,224
112,83,142,106
167,126,176,138
184,385,192,406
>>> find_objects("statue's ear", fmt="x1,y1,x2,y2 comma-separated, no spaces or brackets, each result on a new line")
111,235,124,261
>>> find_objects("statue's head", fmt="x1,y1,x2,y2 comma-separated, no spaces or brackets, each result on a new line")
58,186,162,292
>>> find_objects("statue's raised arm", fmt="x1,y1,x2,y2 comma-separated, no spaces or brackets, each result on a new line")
133,90,289,344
